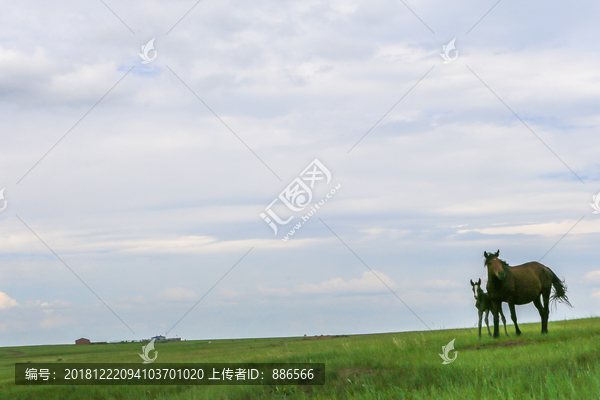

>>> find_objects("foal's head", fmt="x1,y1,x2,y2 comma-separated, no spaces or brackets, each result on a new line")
469,278,482,299
484,250,507,281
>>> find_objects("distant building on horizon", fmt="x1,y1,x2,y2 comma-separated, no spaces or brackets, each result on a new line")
75,336,182,345
150,335,180,343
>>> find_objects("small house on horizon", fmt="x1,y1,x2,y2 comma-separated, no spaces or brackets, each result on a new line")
75,338,91,345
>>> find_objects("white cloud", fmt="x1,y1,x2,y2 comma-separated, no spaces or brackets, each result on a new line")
0,229,331,256
216,286,242,298
584,271,600,284
256,275,466,308
48,62,119,104
157,287,199,302
420,280,462,290
457,219,600,237
256,271,398,297
0,292,18,309
357,228,411,239
25,300,71,308
294,271,397,295
257,285,292,297
40,310,73,329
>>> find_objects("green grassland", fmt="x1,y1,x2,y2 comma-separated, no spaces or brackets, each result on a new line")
1,317,599,399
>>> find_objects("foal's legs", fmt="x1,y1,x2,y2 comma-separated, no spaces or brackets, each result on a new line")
498,306,508,336
484,310,491,336
508,302,521,336
478,309,483,338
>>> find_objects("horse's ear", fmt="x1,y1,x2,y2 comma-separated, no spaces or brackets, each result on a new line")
484,251,489,258
477,278,481,285
494,250,499,257
470,280,474,286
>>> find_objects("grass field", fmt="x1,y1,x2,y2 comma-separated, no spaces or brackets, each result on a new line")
1,317,599,399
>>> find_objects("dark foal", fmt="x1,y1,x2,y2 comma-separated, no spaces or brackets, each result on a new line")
470,278,507,338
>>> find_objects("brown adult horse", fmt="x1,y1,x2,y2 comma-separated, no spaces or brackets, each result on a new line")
484,250,571,338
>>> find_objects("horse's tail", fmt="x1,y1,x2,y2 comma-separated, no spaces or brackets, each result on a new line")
550,271,572,308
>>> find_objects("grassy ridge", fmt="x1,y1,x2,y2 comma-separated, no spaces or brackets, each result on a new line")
1,317,599,399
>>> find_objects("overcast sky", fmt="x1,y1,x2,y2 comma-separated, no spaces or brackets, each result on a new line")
1,0,599,346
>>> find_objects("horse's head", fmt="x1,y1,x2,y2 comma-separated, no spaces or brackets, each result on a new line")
484,250,507,281
470,278,482,299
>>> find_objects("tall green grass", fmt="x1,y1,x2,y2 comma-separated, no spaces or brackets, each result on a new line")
1,317,599,399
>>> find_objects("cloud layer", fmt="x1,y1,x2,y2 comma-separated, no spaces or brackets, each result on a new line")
0,0,599,345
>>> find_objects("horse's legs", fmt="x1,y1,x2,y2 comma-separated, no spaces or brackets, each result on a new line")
484,310,491,336
508,302,521,336
499,305,508,336
532,296,546,334
540,289,551,333
478,309,483,338
491,301,501,338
